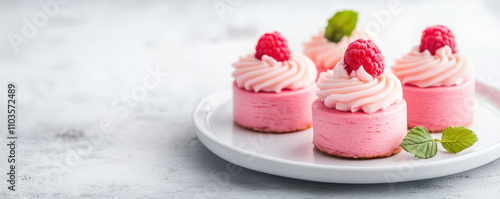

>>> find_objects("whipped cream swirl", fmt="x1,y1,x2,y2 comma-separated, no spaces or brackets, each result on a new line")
232,53,317,93
391,46,473,87
304,29,374,69
316,61,403,113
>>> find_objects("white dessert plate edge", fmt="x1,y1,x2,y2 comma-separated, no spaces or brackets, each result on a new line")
193,81,500,184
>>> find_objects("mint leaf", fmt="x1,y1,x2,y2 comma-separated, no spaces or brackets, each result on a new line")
400,126,479,159
324,10,358,43
400,126,438,159
437,126,479,153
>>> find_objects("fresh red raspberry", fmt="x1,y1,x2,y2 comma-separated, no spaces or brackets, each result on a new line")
419,25,456,55
343,39,385,78
255,31,290,62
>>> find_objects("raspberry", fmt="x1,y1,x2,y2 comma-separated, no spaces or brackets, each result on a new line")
343,39,385,78
255,31,290,62
419,25,456,55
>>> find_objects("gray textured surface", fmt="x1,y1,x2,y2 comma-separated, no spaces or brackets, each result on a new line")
1,0,500,198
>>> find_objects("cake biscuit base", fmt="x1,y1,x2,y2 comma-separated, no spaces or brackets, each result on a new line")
234,120,312,134
314,144,402,159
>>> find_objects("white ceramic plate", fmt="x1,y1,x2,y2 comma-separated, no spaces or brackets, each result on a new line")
193,81,500,184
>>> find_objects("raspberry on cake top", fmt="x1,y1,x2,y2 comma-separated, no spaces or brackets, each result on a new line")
316,39,403,113
232,31,317,93
391,25,473,87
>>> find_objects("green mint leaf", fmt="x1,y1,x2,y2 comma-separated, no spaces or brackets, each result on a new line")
438,126,479,154
324,10,358,43
400,126,438,159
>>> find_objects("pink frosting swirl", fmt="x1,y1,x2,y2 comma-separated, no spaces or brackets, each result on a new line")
232,53,317,93
391,46,473,87
316,61,403,114
303,29,374,69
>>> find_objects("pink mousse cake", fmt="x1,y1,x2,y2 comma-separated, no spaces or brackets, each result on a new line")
392,25,474,132
232,31,317,133
303,10,376,80
313,39,407,159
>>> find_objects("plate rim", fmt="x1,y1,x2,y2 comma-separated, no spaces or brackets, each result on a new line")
193,80,500,182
